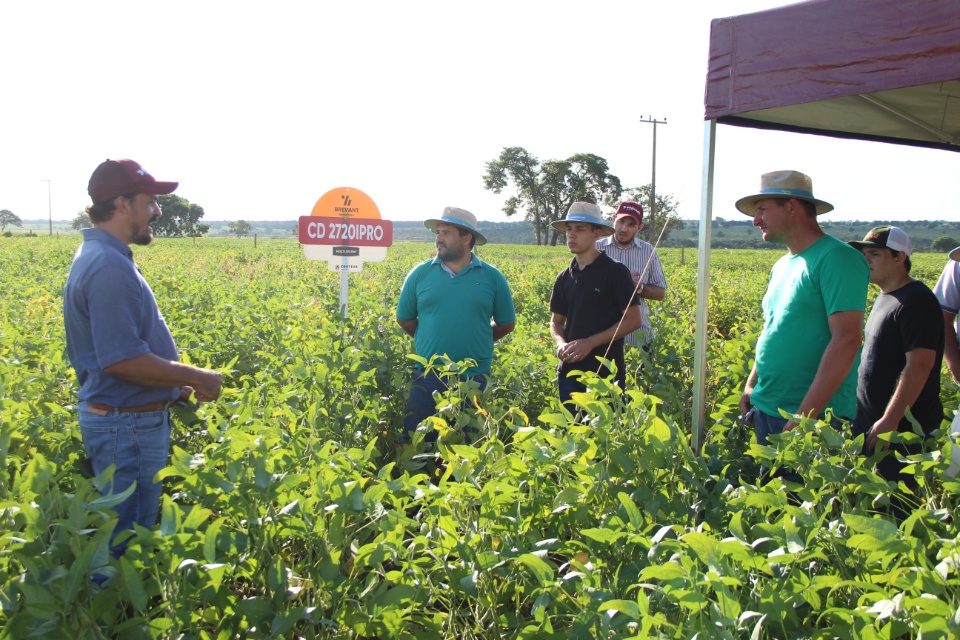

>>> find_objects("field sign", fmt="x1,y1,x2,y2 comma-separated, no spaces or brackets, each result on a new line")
299,187,393,317
299,187,393,272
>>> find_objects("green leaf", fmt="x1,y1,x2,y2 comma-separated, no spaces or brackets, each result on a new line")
640,562,686,581
204,518,223,564
120,558,149,611
843,513,898,542
516,553,554,586
159,495,180,536
581,528,624,544
598,599,641,619
617,492,642,530
87,481,137,510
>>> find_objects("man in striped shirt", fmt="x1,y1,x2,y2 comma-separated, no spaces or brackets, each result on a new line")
595,201,667,347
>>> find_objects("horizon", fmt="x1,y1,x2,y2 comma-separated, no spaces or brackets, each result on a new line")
3,1,959,225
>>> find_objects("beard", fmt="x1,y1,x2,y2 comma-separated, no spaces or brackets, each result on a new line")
437,243,466,262
614,232,636,247
131,219,156,246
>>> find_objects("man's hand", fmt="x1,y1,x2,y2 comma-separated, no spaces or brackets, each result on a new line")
866,416,899,452
558,338,593,364
192,369,222,402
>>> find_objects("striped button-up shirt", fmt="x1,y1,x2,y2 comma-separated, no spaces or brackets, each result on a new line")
596,236,667,345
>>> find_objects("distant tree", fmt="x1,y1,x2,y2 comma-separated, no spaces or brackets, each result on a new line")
932,236,959,253
621,185,684,244
483,146,622,246
0,210,22,233
154,195,210,237
228,220,253,237
71,210,92,230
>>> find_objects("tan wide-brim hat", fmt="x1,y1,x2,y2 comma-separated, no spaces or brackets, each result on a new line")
424,207,487,245
550,201,615,235
735,170,834,216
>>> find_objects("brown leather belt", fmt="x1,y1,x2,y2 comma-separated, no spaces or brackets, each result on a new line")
84,401,171,416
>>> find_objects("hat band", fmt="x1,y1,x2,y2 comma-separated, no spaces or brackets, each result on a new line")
437,216,478,232
563,213,605,225
757,187,816,200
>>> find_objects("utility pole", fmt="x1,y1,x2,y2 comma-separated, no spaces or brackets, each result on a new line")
41,179,54,236
639,117,667,231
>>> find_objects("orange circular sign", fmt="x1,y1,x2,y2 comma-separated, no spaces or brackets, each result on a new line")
310,187,381,219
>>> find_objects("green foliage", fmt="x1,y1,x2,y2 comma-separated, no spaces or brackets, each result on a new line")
155,195,210,238
932,236,959,253
228,220,253,237
2,239,960,638
483,147,623,246
70,211,92,231
0,209,22,233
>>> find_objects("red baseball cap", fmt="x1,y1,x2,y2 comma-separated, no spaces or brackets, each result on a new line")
87,159,178,204
614,201,644,225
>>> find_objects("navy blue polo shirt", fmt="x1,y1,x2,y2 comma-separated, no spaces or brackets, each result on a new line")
63,228,181,407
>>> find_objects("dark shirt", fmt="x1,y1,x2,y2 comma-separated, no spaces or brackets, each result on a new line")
854,280,944,437
549,252,639,385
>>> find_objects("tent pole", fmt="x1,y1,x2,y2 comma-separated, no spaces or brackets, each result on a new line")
692,119,717,454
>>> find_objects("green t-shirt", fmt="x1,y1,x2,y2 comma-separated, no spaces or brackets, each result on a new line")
396,255,516,377
752,234,868,420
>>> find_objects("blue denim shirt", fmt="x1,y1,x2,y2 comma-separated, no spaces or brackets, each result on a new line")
63,228,180,407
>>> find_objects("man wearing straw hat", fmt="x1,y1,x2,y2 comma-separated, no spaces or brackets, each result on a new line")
396,207,516,443
736,171,868,453
596,201,667,348
550,202,642,409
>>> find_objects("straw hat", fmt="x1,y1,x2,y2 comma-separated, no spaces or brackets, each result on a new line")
735,170,834,215
424,207,487,245
550,202,615,235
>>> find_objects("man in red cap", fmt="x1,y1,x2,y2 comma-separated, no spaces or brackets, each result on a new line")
595,201,666,349
63,159,222,554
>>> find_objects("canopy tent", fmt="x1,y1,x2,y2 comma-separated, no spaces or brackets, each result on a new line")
692,0,960,450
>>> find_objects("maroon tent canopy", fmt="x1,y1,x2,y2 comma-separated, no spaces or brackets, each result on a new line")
692,0,960,451
704,0,960,151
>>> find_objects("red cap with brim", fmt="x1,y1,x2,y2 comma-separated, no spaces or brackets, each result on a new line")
614,201,644,226
88,159,178,204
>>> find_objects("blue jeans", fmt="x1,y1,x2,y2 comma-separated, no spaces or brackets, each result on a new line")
558,375,586,413
79,403,171,554
402,370,488,444
754,410,790,446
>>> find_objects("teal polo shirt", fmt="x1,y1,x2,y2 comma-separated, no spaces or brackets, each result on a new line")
397,254,516,376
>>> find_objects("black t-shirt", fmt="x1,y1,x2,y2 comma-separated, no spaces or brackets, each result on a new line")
549,252,640,384
854,280,944,436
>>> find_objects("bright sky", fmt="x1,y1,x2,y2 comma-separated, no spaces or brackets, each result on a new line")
2,1,958,225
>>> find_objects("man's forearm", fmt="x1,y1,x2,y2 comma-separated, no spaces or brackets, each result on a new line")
492,322,515,341
397,318,418,338
104,353,222,400
795,337,860,421
639,284,665,301
582,307,642,352
881,349,937,424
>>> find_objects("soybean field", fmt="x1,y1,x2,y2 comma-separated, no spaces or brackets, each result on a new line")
2,236,960,639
